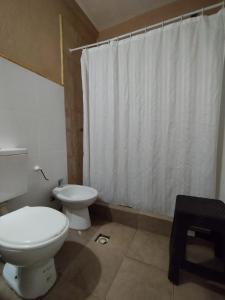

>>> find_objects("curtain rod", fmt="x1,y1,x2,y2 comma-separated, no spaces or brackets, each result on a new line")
69,1,224,53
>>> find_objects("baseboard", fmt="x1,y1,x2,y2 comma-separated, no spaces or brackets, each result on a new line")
89,200,172,236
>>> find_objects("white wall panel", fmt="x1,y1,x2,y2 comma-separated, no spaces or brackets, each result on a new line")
0,57,67,210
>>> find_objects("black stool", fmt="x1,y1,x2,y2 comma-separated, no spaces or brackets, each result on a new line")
168,195,225,285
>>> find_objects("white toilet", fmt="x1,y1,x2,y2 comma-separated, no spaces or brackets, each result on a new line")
0,148,69,299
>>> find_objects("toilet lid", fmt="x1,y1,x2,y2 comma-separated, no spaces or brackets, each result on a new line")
0,206,68,248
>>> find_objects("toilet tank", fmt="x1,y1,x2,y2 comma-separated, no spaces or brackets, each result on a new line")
0,148,28,203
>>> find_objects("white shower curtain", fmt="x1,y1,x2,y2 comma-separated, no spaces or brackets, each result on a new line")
81,10,225,216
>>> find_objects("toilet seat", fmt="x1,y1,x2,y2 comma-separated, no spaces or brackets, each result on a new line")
0,206,69,250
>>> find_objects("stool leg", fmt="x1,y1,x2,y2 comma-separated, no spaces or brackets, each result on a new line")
214,232,225,259
214,232,221,258
168,218,187,285
168,258,180,285
168,222,179,284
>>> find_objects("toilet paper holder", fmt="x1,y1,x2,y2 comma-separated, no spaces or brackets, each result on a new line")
33,166,49,181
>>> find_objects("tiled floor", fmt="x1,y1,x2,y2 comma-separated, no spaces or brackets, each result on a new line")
0,219,225,300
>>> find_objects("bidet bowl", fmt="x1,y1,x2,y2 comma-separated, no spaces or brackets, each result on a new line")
53,184,98,230
53,184,98,209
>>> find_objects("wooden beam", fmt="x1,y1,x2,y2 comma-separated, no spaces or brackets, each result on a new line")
59,14,64,85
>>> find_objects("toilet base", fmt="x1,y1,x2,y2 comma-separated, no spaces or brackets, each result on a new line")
3,258,57,299
63,206,91,230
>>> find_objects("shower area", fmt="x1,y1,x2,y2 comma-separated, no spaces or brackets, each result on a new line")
70,2,225,218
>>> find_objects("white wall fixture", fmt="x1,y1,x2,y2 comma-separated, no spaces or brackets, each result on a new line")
33,166,49,181
0,129,69,299
0,206,69,298
0,57,67,209
0,148,28,202
53,184,98,230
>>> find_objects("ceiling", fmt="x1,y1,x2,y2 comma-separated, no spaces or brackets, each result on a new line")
75,0,177,31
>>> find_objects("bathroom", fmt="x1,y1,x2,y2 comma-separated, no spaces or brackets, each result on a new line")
0,0,225,299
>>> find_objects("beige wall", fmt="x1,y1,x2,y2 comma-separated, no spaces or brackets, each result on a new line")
98,0,221,40
61,1,98,183
0,0,97,84
63,15,90,183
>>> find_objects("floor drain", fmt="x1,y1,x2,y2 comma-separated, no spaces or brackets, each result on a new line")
95,234,110,245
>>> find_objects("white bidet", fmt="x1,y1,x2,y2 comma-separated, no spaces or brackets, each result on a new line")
53,184,98,230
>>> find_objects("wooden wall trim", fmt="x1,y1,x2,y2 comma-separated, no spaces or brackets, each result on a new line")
59,14,64,86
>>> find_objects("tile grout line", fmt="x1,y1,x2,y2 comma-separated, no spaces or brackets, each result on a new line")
104,228,138,300
123,228,138,256
104,256,127,300
124,228,170,274
124,256,174,299
124,254,170,275
78,222,137,300
125,252,169,274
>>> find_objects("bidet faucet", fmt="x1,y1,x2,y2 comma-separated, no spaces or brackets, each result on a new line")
58,178,64,187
